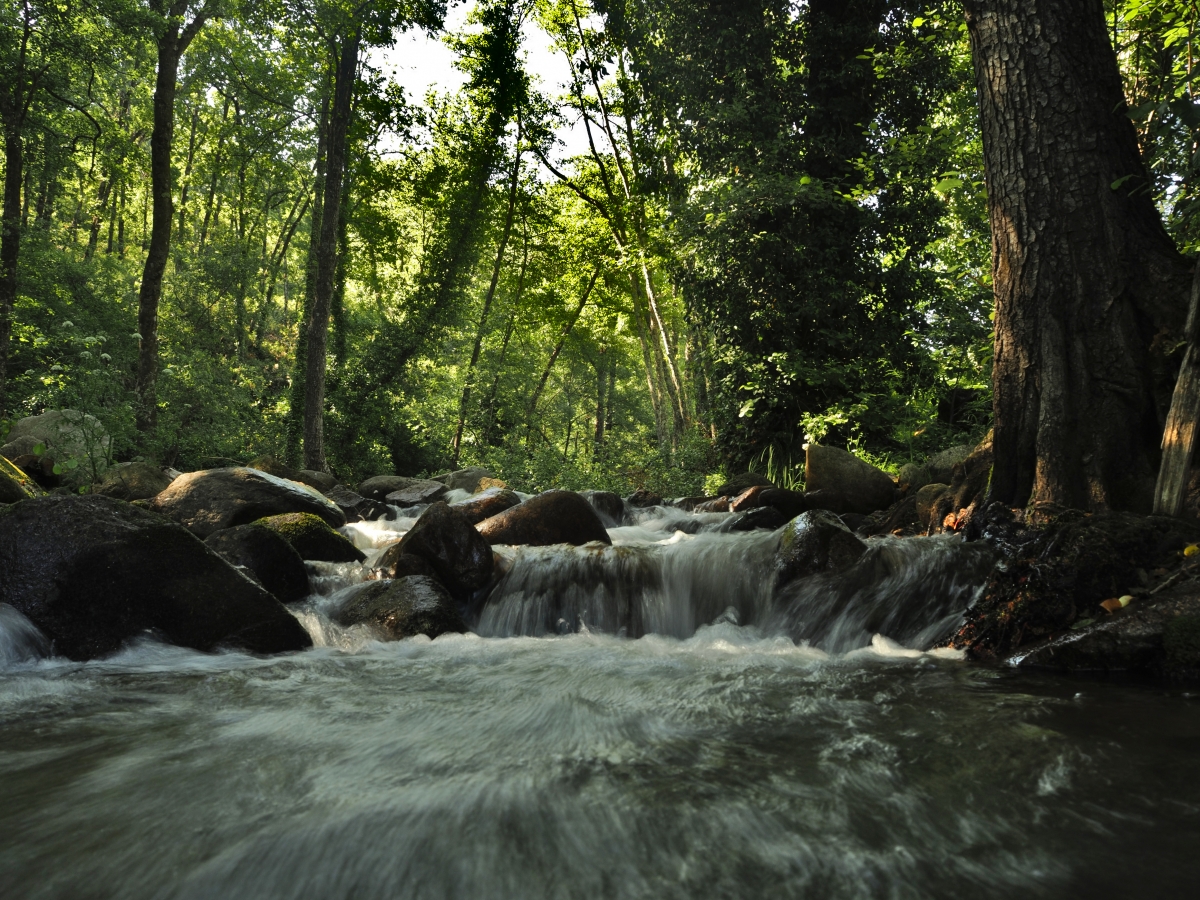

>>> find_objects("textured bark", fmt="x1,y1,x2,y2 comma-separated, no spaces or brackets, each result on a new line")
0,121,22,420
964,0,1192,512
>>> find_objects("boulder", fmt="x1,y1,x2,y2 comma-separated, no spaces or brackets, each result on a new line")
385,501,493,598
297,469,338,492
386,480,450,506
914,483,950,527
669,497,712,512
92,461,173,502
146,467,346,538
450,487,522,525
802,488,849,514
626,488,663,508
695,498,730,513
758,488,808,519
434,467,495,493
716,472,774,498
730,485,770,512
1,409,110,477
931,432,994,531
374,547,440,580
804,444,896,514
247,456,336,493
359,475,446,503
324,485,393,523
775,510,868,588
204,524,310,605
0,495,312,660
11,453,60,488
927,445,973,485
255,512,365,563
333,576,466,641
477,477,507,492
896,462,933,496
477,489,612,547
719,506,789,532
580,490,624,526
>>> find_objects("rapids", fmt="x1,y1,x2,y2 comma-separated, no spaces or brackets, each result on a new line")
2,502,1199,898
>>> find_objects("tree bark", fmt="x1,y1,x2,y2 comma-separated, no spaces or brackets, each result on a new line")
302,28,360,471
964,0,1192,512
135,0,211,435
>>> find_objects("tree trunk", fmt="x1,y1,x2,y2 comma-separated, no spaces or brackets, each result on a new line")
303,28,360,471
135,0,210,436
0,121,22,420
964,0,1192,512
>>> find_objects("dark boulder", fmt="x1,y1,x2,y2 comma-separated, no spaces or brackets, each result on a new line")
92,461,173,502
449,487,522,525
358,475,448,503
477,489,612,547
581,490,624,526
374,547,440,580
694,498,730,513
626,488,662,508
758,488,808,519
147,467,345,538
775,510,868,589
333,576,466,640
719,506,789,532
730,485,770,512
255,512,365,563
325,485,393,523
435,467,495,493
801,488,848,514
0,495,312,660
11,453,60,489
204,524,310,605
669,497,712,512
804,443,896,515
385,480,450,506
716,472,774,498
384,501,493,598
932,432,994,532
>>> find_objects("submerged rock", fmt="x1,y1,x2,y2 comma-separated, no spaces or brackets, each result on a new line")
477,489,612,547
92,461,173,501
626,488,663,508
205,524,310,604
385,501,493,598
804,443,896,515
324,485,393,523
255,512,364,563
374,548,440,581
0,495,311,660
775,510,868,588
720,506,789,532
147,467,345,538
450,487,522,525
333,576,466,640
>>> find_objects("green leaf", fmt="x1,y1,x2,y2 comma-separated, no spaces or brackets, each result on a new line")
32,442,46,456
1111,174,1136,191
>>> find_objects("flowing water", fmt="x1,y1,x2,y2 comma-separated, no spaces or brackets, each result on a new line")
2,505,1199,899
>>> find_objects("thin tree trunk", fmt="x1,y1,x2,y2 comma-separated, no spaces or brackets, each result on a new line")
198,96,230,251
593,349,608,453
527,266,601,420
85,173,112,261
964,0,1192,512
178,108,199,239
303,28,360,471
0,119,23,420
135,0,211,435
1154,264,1200,515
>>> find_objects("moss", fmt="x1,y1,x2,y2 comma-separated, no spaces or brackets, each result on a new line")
1164,615,1200,674
255,512,364,563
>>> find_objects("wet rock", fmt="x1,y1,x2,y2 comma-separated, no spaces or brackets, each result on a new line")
0,495,312,660
477,476,507,492
147,467,346,538
374,547,440,580
758,488,808,519
204,524,310,604
324,485,393,523
385,480,449,506
804,443,896,515
92,461,173,502
255,512,365,563
720,506,789,532
730,485,771,512
581,490,624,526
450,487,522,525
716,472,774,498
333,576,466,640
775,510,868,588
1008,584,1200,676
626,489,662,508
1,409,111,479
802,488,849,514
434,467,495,493
669,496,712,512
694,498,730,513
359,475,444,503
477,489,612,547
387,502,493,598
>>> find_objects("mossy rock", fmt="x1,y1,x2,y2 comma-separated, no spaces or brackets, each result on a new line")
0,456,45,503
1164,614,1200,674
255,511,364,563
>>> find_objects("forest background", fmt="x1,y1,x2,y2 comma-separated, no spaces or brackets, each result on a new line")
1,0,1197,498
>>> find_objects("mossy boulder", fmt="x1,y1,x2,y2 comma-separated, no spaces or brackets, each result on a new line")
0,495,311,660
254,512,364,563
333,576,466,640
92,461,173,502
1,456,42,503
204,524,310,604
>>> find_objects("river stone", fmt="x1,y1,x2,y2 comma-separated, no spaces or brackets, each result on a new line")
147,467,345,538
669,497,712,512
434,467,494,493
325,485,393,523
254,512,364,563
626,489,663,508
0,495,312,660
204,524,310,604
897,462,933,496
716,472,774,498
914,483,950,526
385,480,449,506
758,488,808,519
928,444,973,485
720,506,789,532
1,409,111,478
477,489,612,547
387,501,493,598
374,547,440,580
804,444,896,514
581,490,624,526
775,510,868,588
801,488,848,514
695,498,730,513
730,485,771,512
450,487,522,525
333,576,466,640
358,476,439,503
92,461,173,501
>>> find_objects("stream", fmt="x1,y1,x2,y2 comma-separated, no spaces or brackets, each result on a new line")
1,503,1199,898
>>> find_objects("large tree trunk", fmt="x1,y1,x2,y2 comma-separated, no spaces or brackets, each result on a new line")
302,28,360,471
964,0,1192,512
135,0,210,435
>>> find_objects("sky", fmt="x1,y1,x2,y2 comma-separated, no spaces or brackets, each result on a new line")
375,2,591,160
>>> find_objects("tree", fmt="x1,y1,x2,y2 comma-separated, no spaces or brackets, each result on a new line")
963,0,1193,511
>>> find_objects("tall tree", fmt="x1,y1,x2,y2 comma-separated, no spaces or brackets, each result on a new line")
963,0,1193,511
135,0,215,434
